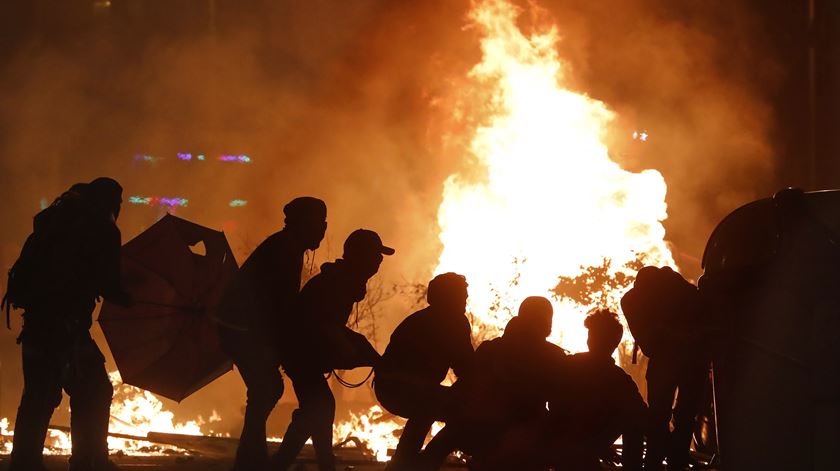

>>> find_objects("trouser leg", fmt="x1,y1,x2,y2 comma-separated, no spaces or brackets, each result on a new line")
65,336,113,471
417,424,461,471
388,417,434,470
645,359,677,470
668,363,708,470
226,333,284,470
273,370,335,471
9,340,65,471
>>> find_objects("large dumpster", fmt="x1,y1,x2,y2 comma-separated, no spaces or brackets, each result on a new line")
700,189,840,470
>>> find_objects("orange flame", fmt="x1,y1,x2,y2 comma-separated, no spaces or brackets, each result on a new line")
435,0,675,351
0,371,223,456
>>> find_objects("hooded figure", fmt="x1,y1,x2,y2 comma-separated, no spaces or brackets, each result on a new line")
216,196,327,471
9,177,130,471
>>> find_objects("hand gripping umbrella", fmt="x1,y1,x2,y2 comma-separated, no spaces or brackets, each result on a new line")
99,214,238,402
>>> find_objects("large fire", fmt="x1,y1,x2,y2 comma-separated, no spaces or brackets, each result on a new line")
336,0,678,461
435,0,675,351
0,0,677,463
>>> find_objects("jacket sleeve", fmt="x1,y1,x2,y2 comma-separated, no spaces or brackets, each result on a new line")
98,224,130,306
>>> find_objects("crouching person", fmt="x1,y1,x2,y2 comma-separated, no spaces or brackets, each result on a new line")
545,310,646,471
420,297,567,471
374,273,474,470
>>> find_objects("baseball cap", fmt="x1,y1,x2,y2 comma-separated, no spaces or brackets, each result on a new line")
343,229,395,258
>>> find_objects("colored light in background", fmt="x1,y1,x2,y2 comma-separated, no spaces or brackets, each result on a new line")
133,154,160,163
229,199,248,207
218,155,252,163
128,196,188,207
128,196,151,205
39,197,48,210
134,153,250,163
159,197,189,207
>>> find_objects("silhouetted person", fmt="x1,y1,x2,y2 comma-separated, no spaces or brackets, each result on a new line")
374,272,474,470
215,197,327,471
5,178,131,471
420,297,566,471
271,229,393,471
545,310,645,471
622,266,709,471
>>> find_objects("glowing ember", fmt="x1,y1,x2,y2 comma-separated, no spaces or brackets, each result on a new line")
435,0,675,352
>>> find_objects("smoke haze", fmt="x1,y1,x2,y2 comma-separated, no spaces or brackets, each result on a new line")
0,0,780,434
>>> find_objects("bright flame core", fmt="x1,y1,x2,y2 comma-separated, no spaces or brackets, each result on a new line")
436,0,675,351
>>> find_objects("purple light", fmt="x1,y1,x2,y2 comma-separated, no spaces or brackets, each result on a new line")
177,153,192,161
158,197,189,207
218,154,252,163
128,196,188,207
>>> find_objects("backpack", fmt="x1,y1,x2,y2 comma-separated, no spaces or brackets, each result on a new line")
621,266,699,360
2,188,89,327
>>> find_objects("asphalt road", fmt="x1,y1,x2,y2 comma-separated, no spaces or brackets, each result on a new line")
0,455,467,471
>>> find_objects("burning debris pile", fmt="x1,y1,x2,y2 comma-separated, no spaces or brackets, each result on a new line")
0,371,221,457
0,374,413,461
435,0,675,351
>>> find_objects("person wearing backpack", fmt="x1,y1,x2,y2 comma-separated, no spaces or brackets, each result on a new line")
3,177,132,471
621,266,709,471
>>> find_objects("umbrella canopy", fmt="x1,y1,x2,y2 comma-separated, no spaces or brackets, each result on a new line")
100,214,238,402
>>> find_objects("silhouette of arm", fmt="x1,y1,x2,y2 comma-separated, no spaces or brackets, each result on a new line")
450,315,475,379
99,224,131,306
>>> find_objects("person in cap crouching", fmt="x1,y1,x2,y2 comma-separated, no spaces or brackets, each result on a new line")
374,272,474,470
271,229,394,471
215,197,327,471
